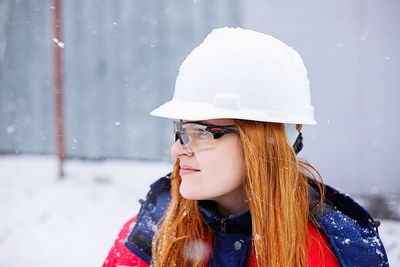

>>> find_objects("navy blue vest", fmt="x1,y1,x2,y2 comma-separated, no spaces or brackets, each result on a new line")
125,174,389,266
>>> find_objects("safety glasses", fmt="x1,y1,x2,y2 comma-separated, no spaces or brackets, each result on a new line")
173,120,239,153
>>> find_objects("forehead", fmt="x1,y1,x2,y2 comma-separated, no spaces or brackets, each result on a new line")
182,119,235,126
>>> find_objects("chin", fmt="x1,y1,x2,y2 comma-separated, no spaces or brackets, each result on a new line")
179,188,197,200
179,184,202,200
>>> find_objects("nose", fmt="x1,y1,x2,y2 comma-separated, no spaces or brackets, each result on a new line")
170,140,193,157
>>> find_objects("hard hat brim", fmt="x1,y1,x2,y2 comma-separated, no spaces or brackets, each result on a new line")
150,99,317,125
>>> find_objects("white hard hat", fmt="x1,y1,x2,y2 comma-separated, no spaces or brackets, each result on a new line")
151,27,316,125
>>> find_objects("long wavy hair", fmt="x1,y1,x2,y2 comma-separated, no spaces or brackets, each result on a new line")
152,120,325,266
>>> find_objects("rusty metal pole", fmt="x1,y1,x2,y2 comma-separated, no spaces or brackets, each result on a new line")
52,0,65,178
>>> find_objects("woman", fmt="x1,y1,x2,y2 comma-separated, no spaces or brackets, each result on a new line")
103,28,388,266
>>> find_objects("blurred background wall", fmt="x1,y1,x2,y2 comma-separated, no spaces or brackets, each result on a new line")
0,0,399,196
0,0,241,160
241,0,400,196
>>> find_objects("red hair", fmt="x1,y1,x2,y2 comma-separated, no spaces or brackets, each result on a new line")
152,120,324,266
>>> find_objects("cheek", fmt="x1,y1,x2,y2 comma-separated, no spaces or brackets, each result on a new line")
199,140,244,188
179,136,245,200
180,154,243,200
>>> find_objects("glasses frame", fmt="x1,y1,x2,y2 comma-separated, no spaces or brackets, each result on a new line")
173,120,239,146
173,120,304,154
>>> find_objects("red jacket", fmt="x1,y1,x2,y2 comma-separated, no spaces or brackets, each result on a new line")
103,215,339,267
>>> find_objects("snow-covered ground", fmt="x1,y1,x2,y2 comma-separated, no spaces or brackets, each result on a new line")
0,155,399,266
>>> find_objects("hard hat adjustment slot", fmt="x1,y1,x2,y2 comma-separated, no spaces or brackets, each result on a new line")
212,94,241,110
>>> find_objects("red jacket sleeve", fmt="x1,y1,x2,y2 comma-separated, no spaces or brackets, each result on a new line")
245,223,340,267
102,215,149,267
307,223,340,267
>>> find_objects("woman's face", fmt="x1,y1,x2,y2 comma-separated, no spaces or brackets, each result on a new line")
170,119,247,215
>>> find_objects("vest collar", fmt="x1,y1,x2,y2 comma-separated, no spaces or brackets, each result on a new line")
198,200,252,235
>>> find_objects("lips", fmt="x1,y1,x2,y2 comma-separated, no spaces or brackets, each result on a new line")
179,165,200,176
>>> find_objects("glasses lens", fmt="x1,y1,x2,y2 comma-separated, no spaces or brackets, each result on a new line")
175,132,190,145
173,121,215,152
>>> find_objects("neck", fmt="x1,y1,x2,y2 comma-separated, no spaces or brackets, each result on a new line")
213,186,249,217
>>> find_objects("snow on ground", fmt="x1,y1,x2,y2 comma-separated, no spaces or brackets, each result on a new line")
0,155,399,266
0,155,171,267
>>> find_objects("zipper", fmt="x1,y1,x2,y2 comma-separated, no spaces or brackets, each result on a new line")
220,217,227,236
